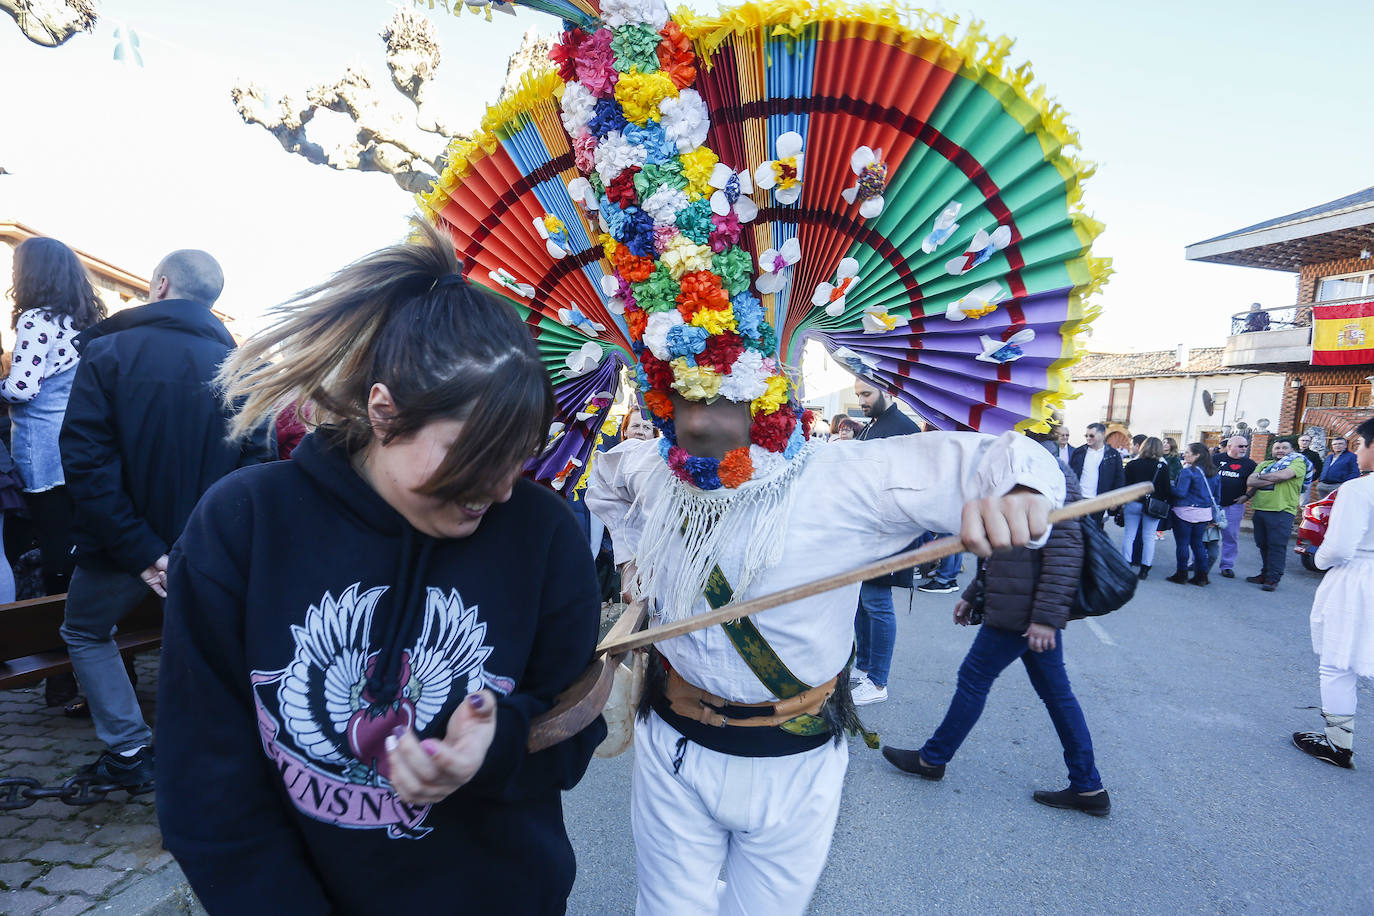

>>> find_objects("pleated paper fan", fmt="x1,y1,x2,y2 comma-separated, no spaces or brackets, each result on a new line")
420,0,1109,487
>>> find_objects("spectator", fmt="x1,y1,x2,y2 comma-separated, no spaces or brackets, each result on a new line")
157,226,604,914
829,413,848,437
1317,436,1359,499
2,237,108,598
1121,437,1171,579
1129,434,1146,461
1166,442,1221,586
1069,422,1125,527
1298,434,1324,502
0,387,21,602
1052,425,1072,464
58,249,275,788
1243,302,1271,333
1294,416,1374,769
882,464,1109,815
620,406,655,441
832,416,861,440
1162,437,1184,481
1213,436,1256,578
850,376,921,706
1244,437,1308,592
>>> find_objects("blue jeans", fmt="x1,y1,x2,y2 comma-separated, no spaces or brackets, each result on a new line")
1173,517,1208,575
913,531,961,583
920,625,1102,792
1120,502,1162,567
1252,509,1295,583
60,564,158,753
854,582,896,687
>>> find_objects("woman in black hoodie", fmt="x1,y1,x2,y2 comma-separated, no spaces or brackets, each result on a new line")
155,222,606,914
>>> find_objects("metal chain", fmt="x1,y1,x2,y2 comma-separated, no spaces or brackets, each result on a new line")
0,775,153,811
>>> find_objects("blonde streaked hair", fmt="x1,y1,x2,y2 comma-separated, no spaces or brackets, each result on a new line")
218,219,552,503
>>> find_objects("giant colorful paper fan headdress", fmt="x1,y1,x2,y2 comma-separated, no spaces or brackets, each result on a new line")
418,0,1110,491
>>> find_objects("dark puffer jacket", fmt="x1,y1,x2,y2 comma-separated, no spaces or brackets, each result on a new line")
962,464,1084,631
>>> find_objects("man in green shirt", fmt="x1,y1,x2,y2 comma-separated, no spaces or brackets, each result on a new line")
1245,438,1308,591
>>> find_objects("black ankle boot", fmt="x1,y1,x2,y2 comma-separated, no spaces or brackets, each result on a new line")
1165,571,1189,584
1188,571,1209,586
1137,565,1150,580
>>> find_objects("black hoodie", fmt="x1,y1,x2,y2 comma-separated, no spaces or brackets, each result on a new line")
155,432,606,915
60,298,274,574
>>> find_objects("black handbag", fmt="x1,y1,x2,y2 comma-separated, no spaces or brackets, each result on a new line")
1143,463,1170,519
1073,516,1137,617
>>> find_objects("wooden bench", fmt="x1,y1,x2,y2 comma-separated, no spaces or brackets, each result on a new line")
0,593,162,691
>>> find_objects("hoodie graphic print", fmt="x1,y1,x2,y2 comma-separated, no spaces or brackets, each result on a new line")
252,583,514,839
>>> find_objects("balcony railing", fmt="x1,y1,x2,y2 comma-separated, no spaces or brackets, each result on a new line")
1229,295,1371,336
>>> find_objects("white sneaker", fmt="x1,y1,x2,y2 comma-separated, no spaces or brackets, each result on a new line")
849,669,868,684
851,679,888,705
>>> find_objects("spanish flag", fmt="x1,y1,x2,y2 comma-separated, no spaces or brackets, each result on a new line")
1313,300,1374,366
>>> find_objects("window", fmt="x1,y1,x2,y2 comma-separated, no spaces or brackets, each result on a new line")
1210,389,1229,421
1317,270,1374,302
1107,380,1133,424
1304,387,1354,411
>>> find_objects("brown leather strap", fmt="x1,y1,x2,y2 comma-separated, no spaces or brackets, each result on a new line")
665,668,837,728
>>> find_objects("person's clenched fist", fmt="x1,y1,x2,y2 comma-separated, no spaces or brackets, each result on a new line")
959,487,1051,557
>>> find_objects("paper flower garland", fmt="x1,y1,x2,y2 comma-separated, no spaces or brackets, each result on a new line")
946,225,1012,276
489,268,534,299
811,257,860,317
841,146,887,218
553,4,808,490
922,201,962,253
944,281,1008,321
756,238,801,295
754,131,805,205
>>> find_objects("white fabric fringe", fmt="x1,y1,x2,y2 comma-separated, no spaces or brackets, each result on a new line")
631,441,820,623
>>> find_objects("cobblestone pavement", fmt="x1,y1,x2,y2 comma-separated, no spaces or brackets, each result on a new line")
0,654,203,915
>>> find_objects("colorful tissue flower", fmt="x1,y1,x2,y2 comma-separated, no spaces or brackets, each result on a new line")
717,447,753,488
551,27,587,82
589,97,629,137
643,388,674,418
679,147,719,199
683,455,721,489
571,130,597,173
652,225,679,254
755,238,801,295
708,211,741,252
615,70,679,126
594,131,648,186
659,89,709,153
611,24,661,74
559,81,597,136
574,29,618,98
606,166,641,209
731,291,764,338
612,244,656,282
601,0,669,30
690,304,736,336
644,308,681,363
717,349,768,402
750,373,791,416
712,247,753,296
669,358,723,401
666,323,709,359
695,331,744,373
750,405,797,452
634,161,685,199
619,208,657,257
657,21,696,89
632,263,681,313
623,121,675,165
641,184,689,227
661,235,714,279
640,350,675,390
676,270,729,320
754,130,805,205
674,199,714,245
624,305,648,340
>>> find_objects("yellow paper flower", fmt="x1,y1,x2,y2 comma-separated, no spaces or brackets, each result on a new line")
680,146,720,199
597,233,619,260
615,70,679,126
543,214,566,234
661,236,715,280
689,304,737,335
669,358,724,401
751,374,791,416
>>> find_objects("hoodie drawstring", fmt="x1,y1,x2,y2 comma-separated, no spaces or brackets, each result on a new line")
364,526,437,704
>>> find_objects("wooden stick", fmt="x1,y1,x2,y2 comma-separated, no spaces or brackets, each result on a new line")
597,482,1153,657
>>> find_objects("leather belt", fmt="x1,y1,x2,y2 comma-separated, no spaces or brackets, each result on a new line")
665,667,837,728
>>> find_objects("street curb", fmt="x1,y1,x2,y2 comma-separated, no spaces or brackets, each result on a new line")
90,863,205,916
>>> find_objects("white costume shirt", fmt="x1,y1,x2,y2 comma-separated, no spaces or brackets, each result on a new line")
1080,445,1105,497
586,431,1065,703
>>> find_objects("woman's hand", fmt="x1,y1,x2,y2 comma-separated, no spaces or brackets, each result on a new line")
1024,623,1057,653
960,487,1052,557
386,690,498,805
953,599,973,626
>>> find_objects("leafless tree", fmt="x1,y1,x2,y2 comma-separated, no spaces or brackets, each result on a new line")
3,0,97,48
232,8,552,195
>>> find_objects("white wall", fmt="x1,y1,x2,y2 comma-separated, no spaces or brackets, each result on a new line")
1062,372,1285,445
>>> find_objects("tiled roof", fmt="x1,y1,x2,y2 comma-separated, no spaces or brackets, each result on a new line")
1071,347,1249,380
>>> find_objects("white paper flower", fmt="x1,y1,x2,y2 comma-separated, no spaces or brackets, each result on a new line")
708,163,758,222
748,443,786,479
641,185,689,227
810,258,860,317
559,81,597,137
944,281,1008,321
564,340,603,376
593,131,649,186
600,274,626,315
600,0,668,29
755,238,801,296
551,458,583,490
921,201,962,254
945,225,1012,276
567,177,600,215
659,89,710,154
861,305,899,334
840,146,887,219
717,349,769,403
488,268,534,299
753,131,805,206
533,215,571,259
643,309,684,362
558,306,606,337
977,328,1036,364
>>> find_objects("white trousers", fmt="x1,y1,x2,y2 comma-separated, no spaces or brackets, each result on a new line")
1320,663,1359,716
632,710,848,916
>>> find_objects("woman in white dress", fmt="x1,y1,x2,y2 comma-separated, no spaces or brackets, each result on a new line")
1295,416,1374,769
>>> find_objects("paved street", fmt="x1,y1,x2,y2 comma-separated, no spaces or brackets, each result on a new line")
565,532,1374,914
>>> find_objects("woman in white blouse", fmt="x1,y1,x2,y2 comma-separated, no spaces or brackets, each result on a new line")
1296,416,1374,769
3,237,107,597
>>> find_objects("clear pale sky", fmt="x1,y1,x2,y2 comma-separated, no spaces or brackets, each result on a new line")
2,0,1370,350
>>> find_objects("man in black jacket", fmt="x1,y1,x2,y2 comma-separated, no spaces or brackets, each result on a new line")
1069,422,1124,528
58,250,274,787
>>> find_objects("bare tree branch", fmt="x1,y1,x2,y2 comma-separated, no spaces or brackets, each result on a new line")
2,0,97,48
